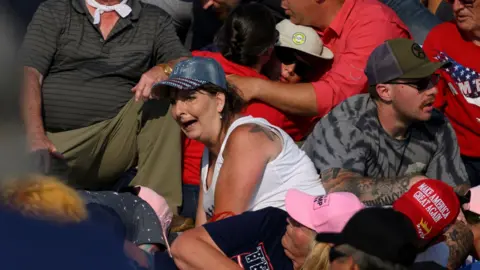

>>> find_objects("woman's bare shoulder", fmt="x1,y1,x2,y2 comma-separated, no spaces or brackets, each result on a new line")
224,123,282,155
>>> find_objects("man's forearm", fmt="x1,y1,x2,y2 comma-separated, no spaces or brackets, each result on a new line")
22,67,45,136
444,220,473,270
321,168,416,206
454,184,470,196
255,80,318,116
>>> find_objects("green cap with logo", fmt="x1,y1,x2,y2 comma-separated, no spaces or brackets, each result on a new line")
365,38,450,86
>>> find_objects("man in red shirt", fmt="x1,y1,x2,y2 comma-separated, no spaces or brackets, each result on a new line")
423,0,480,187
227,0,410,117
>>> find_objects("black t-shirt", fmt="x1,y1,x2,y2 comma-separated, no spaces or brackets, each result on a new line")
203,207,293,270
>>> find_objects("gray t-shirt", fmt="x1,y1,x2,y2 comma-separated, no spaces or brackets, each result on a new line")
302,94,468,187
78,190,165,246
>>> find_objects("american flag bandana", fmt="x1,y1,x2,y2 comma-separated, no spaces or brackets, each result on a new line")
435,52,480,107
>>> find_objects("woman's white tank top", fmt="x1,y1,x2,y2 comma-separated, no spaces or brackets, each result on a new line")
201,116,325,219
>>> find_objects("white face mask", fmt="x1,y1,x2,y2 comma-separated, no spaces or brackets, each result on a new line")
86,0,132,25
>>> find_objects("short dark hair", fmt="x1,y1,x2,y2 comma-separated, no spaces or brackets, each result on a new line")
368,85,380,100
215,3,277,68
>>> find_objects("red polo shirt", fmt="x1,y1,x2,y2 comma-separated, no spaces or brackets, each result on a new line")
311,0,410,116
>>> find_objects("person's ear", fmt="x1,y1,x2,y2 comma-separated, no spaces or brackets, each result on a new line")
216,92,226,114
376,84,394,103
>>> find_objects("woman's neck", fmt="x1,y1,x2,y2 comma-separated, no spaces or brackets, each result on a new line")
204,114,242,157
205,139,223,159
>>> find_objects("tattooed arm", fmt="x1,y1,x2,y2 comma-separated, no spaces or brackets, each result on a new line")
454,184,470,196
444,220,473,270
212,124,282,218
321,168,428,206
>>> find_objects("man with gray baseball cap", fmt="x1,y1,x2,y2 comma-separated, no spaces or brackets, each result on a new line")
302,38,473,268
303,38,469,205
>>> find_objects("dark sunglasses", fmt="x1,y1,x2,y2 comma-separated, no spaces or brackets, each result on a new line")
448,0,475,6
277,50,297,65
387,74,440,91
329,247,347,262
276,51,311,78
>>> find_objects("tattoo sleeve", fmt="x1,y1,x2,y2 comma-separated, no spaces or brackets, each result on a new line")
454,184,470,196
320,168,413,207
444,221,473,270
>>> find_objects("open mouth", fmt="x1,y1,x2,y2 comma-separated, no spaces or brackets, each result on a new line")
181,119,197,129
421,100,434,110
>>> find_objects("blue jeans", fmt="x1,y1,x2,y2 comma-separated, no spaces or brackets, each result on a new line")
381,0,442,44
179,184,199,220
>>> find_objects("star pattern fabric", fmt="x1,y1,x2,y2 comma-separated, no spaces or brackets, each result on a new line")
435,52,480,103
79,190,166,246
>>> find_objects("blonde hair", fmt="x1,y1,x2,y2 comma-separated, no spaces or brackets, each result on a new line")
302,239,331,270
0,174,88,223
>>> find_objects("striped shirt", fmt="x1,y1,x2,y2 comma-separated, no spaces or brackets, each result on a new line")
21,0,191,131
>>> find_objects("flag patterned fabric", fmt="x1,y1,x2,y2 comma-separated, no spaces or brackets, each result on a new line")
435,52,480,107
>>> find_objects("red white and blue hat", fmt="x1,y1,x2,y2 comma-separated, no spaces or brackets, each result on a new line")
152,57,228,98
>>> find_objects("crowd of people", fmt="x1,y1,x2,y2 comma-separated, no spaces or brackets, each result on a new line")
1,0,480,269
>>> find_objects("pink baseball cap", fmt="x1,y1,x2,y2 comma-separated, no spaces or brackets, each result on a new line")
463,186,480,215
136,186,173,256
285,189,364,233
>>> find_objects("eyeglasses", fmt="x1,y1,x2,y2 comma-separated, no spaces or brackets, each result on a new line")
387,74,440,91
448,0,475,6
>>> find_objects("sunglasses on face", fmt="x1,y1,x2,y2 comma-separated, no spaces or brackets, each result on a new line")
387,74,440,91
448,0,475,6
277,51,311,78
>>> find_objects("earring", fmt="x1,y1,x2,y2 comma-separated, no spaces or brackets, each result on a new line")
219,115,223,120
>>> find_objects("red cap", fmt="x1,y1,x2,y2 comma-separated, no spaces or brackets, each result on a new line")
393,179,459,241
